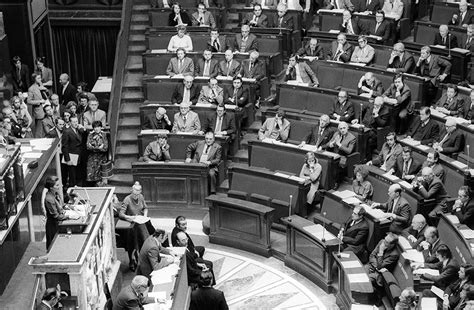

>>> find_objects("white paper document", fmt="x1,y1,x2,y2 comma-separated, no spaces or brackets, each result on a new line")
274,172,290,178
20,146,33,153
303,224,336,241
398,236,412,250
148,291,167,300
402,249,425,263
23,152,43,159
413,268,439,276
133,215,151,225
446,214,460,224
343,197,361,205
61,153,79,166
421,297,437,309
341,260,361,269
399,180,413,190
430,286,444,299
451,161,468,170
383,172,398,181
334,190,356,199
460,229,474,239
347,273,370,283
167,246,186,256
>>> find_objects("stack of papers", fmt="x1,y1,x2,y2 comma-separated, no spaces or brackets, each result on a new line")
451,161,468,170
150,264,180,285
348,273,370,283
167,247,186,256
343,197,361,205
334,190,356,199
421,297,437,309
413,268,440,276
398,180,413,189
460,229,474,239
402,249,425,263
133,215,151,225
401,138,421,146
341,260,361,269
363,207,388,220
154,75,169,79
274,172,290,178
303,224,336,241
417,144,430,151
398,236,412,250
446,214,460,224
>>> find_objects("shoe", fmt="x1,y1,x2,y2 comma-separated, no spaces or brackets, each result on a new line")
332,183,339,190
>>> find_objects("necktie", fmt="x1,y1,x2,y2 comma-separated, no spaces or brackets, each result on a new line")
279,17,283,28
178,60,182,72
91,111,96,123
375,22,380,33
214,40,219,51
439,132,450,146
183,88,190,102
203,60,210,76
443,36,446,45
204,145,209,154
310,48,314,56
367,0,370,6
250,62,253,71
403,161,409,177
466,38,471,49
62,84,66,95
215,116,222,132
183,115,187,123
226,61,231,75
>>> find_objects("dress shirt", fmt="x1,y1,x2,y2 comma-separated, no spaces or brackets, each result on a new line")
215,116,223,132
183,88,190,102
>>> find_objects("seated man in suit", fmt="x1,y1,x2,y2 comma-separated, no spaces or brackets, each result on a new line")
358,72,384,98
452,186,474,229
367,131,402,172
190,271,229,310
114,275,157,309
185,131,222,194
406,106,440,146
273,3,294,30
170,216,205,258
228,24,259,53
258,109,291,142
402,214,428,248
449,0,472,28
340,205,370,263
167,25,193,53
172,102,201,134
382,73,411,134
40,105,57,139
330,90,355,123
413,167,448,223
328,122,357,188
433,24,458,48
462,24,474,52
433,84,465,117
366,232,400,292
284,54,319,87
389,146,422,181
298,114,336,150
351,35,375,64
382,0,403,21
465,89,474,123
218,49,241,77
339,10,365,35
207,28,226,53
416,226,443,264
142,133,171,162
252,0,278,8
142,107,172,130
191,2,217,28
200,104,236,140
195,49,219,78
197,78,224,106
387,43,415,73
326,33,354,63
420,151,446,183
353,0,383,13
171,75,200,105
240,50,265,81
368,10,391,45
415,46,451,105
371,183,412,232
323,0,354,11
223,76,249,108
242,4,269,27
433,117,465,156
82,99,106,131
297,38,325,59
136,229,175,277
166,48,195,77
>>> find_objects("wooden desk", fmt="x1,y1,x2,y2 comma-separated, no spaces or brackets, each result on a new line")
206,194,275,257
438,214,474,265
247,139,340,190
332,251,374,309
132,162,210,208
282,215,340,293
29,187,118,310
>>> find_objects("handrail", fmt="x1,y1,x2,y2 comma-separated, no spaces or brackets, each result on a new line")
108,0,134,162
29,274,44,310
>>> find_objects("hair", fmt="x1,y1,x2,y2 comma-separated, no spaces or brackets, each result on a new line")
386,132,397,141
420,106,431,116
35,57,46,65
276,109,286,119
131,275,149,290
425,226,439,239
402,146,412,154
429,150,440,162
375,10,385,18
12,56,21,64
358,35,367,42
92,120,103,129
175,215,186,225
289,53,300,62
132,181,141,192
45,176,59,190
43,104,52,113
176,47,186,54
200,270,214,286
393,73,404,82
153,229,166,238
177,25,187,32
464,267,474,282
31,73,40,81
42,287,59,301
77,81,88,91
216,103,225,111
172,2,182,10
253,3,262,10
66,101,77,110
355,206,366,217
354,165,369,179
421,46,431,54
435,244,452,260
233,76,243,83
398,288,417,307
305,152,318,166
460,185,472,198
446,83,458,94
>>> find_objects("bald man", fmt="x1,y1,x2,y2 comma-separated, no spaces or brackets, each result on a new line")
371,183,412,232
433,24,458,48
449,0,473,27
58,73,77,106
402,214,428,248
433,118,465,156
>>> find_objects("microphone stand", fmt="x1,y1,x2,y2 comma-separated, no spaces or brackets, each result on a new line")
467,145,470,169
337,227,345,257
321,211,327,242
448,33,452,60
287,195,293,222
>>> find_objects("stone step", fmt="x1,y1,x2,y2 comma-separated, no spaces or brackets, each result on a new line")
232,149,248,164
248,121,261,133
120,101,142,114
108,173,134,185
132,4,150,11
240,134,258,150
126,55,143,71
116,144,139,155
130,24,148,32
114,157,133,170
118,116,140,128
131,14,149,22
117,129,140,142
128,45,146,54
121,91,144,100
123,73,143,88
129,34,145,42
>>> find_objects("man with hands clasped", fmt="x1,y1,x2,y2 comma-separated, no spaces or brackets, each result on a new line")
330,90,355,122
284,54,319,87
327,33,354,63
197,78,224,105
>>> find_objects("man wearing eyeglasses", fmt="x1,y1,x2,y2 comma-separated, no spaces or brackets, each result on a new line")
327,33,353,63
350,35,375,64
330,90,355,122
433,117,465,156
452,186,474,229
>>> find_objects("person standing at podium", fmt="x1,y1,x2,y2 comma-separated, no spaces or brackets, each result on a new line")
44,176,70,251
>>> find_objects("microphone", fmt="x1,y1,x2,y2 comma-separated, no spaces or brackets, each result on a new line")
448,33,452,59
321,211,327,242
359,102,363,125
467,145,470,170
287,195,293,222
337,227,345,257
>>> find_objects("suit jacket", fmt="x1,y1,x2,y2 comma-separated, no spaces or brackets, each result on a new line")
449,10,473,26
171,84,200,105
368,19,391,43
461,36,474,53
168,12,191,26
377,196,411,231
240,59,265,80
218,59,241,77
190,287,229,310
323,0,355,11
435,94,464,117
83,109,107,128
223,86,249,107
207,37,226,53
402,223,427,248
242,13,269,27
304,125,336,149
423,258,460,289
195,58,220,78
420,161,445,183
252,0,278,7
361,104,390,129
415,55,452,86
191,11,216,28
185,247,204,284
166,57,195,77
359,77,384,98
438,129,465,155
27,83,46,120
420,238,443,264
383,83,412,110
327,41,354,63
339,17,365,35
36,67,53,87
273,13,294,30
59,83,78,106
113,285,154,310
228,34,259,52
330,100,355,122
143,141,171,162
61,127,85,162
172,111,201,133
142,115,172,130
368,241,399,272
414,176,448,201
329,131,357,157
382,0,404,20
40,116,56,139
433,33,458,49
202,112,236,136
186,140,222,167
136,236,165,277
350,45,375,64
393,157,422,179
297,44,325,59
11,64,30,93
258,117,291,142
352,0,383,12
284,62,319,85
197,85,224,105
342,218,369,262
453,198,474,229
407,117,440,145
388,51,415,73
372,142,403,171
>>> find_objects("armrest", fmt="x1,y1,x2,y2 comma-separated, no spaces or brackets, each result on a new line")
227,189,249,201
249,193,272,207
313,214,333,227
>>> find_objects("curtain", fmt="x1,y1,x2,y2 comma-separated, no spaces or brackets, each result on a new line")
51,25,118,92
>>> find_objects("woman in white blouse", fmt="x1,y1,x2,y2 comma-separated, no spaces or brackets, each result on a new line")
167,25,193,53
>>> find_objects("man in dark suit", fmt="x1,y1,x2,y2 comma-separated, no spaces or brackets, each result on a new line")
326,33,354,62
419,245,459,293
142,107,172,130
61,115,85,187
299,114,335,150
190,271,229,310
218,50,241,77
461,24,474,52
195,49,220,78
136,230,174,278
433,24,458,48
389,146,422,181
448,0,473,27
223,76,249,108
417,226,443,264
367,10,391,45
46,118,65,139
171,76,200,105
37,287,61,310
228,24,259,53
387,43,415,73
40,105,57,138
58,73,77,106
406,107,440,146
207,29,226,53
185,131,222,193
420,151,445,183
402,214,427,248
240,51,265,81
341,206,370,263
297,38,325,59
413,167,448,223
366,232,400,290
339,10,365,35
201,104,236,140
329,90,355,122
11,56,30,93
328,122,357,188
433,84,465,117
273,3,294,30
372,184,412,232
113,275,155,310
433,117,465,156
241,4,269,27
352,0,383,12
452,186,474,229
169,216,205,258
